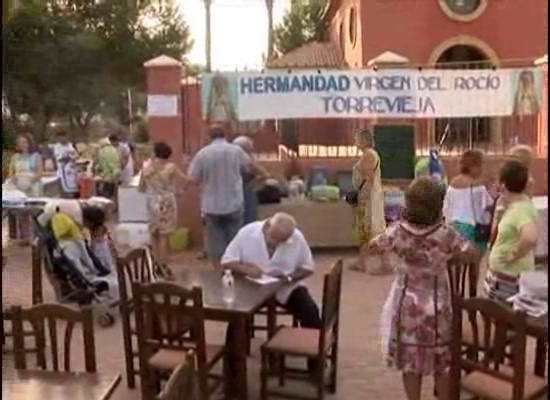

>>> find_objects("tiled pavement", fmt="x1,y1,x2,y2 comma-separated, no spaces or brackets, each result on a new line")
2,246,545,400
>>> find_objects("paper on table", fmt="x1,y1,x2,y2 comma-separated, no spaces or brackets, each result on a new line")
246,275,280,285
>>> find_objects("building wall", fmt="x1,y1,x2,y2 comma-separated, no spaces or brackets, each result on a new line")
326,0,546,65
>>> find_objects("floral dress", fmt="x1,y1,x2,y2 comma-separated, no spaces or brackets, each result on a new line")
369,222,466,375
140,162,178,236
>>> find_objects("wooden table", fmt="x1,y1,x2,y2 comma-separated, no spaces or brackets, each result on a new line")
2,370,121,400
526,314,548,377
177,269,286,400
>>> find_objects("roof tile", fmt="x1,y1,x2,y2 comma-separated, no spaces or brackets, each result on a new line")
267,42,347,69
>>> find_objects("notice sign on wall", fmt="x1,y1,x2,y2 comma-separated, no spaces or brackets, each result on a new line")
147,95,179,117
201,68,543,121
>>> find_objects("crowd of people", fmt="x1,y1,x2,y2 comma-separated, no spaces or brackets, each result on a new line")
146,124,540,400
2,123,544,400
359,142,540,400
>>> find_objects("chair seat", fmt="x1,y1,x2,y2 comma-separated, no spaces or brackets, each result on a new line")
462,366,547,400
148,345,225,371
263,327,320,357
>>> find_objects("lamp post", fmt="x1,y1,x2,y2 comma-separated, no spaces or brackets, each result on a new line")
204,0,212,72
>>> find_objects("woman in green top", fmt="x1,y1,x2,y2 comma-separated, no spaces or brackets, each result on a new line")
485,160,539,302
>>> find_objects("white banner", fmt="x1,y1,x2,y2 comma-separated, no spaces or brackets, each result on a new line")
201,68,543,121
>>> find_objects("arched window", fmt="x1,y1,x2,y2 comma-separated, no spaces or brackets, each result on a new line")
348,7,357,48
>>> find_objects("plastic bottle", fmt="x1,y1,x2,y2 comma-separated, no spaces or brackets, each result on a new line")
222,269,235,304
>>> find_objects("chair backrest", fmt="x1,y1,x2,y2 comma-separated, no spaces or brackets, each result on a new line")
450,297,528,400
11,303,96,372
447,258,478,299
156,351,196,400
319,260,344,352
133,282,208,369
116,248,156,308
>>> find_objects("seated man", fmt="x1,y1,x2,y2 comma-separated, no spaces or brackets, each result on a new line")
221,212,321,332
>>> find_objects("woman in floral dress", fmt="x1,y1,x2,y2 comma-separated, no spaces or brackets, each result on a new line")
368,178,476,400
139,142,186,266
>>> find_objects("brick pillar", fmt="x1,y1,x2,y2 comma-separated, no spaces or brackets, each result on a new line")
144,55,184,164
144,55,202,246
535,55,548,156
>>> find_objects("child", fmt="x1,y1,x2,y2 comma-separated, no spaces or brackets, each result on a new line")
368,178,476,400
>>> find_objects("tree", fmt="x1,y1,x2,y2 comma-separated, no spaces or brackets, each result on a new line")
273,0,326,56
265,0,274,60
2,0,193,139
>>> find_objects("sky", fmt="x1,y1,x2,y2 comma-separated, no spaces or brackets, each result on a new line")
180,0,290,70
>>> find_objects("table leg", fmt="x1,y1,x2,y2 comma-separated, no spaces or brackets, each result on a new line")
534,337,547,377
233,317,249,400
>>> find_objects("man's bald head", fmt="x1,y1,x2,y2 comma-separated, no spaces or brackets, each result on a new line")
264,212,296,244
233,135,254,154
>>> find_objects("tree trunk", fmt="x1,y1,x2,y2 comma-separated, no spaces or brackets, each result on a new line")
204,0,212,72
265,0,274,60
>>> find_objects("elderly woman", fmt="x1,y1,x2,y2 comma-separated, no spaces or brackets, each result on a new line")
485,160,539,302
490,145,536,247
139,142,186,267
233,135,270,225
371,178,476,400
350,128,386,273
8,132,43,196
7,132,43,244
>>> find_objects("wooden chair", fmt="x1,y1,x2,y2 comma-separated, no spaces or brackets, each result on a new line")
156,350,197,400
116,248,157,388
10,303,96,372
447,257,479,300
2,241,44,349
251,306,297,336
260,260,343,400
450,297,547,400
133,281,227,400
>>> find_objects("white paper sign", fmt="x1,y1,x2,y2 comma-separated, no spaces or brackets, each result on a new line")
147,95,179,117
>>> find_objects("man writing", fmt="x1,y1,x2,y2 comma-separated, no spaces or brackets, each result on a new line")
221,212,321,334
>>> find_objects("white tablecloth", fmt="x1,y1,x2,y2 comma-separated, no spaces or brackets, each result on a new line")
533,196,547,257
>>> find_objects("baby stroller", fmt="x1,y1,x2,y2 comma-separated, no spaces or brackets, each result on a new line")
32,214,118,327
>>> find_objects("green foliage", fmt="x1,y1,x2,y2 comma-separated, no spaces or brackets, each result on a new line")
2,0,193,140
273,0,326,55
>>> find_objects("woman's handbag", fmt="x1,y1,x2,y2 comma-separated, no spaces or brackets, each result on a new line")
345,160,379,206
470,186,497,244
344,180,365,206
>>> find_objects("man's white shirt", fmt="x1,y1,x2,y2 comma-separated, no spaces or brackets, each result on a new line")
221,221,314,304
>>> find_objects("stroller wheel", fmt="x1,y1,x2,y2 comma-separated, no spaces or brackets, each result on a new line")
97,312,115,328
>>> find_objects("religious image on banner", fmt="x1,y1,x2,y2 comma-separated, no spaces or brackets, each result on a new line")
512,69,541,116
202,73,239,126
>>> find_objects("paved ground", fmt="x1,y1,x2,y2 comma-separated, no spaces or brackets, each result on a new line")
2,245,545,400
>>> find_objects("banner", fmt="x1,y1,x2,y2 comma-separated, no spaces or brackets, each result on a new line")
201,68,543,122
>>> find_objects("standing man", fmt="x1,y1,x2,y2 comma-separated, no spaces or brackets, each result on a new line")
187,125,252,266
